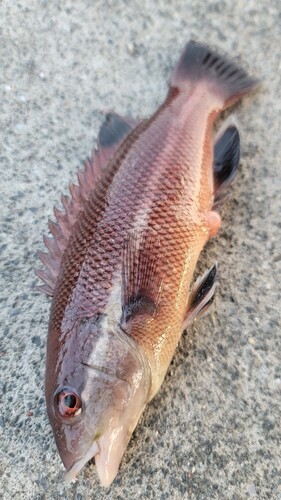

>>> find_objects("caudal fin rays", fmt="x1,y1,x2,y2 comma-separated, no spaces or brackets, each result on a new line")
170,40,259,109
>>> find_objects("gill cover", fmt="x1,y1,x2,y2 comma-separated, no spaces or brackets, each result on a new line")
47,315,151,487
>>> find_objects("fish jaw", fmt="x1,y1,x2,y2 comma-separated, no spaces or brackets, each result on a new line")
95,431,125,488
64,409,145,487
62,388,148,487
46,317,151,487
64,440,100,484
94,395,147,487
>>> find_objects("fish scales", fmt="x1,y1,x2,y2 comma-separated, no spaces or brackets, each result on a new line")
52,95,208,372
37,41,258,487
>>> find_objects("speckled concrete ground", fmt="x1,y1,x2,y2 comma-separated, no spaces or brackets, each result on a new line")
0,1,280,499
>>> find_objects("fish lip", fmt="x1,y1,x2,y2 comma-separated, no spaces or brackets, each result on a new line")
64,440,100,484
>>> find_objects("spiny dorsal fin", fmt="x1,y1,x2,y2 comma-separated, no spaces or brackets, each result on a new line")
36,113,139,296
121,232,162,325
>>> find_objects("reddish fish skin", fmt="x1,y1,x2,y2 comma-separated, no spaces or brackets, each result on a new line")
37,41,258,486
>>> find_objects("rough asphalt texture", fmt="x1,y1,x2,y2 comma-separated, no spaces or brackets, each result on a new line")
1,1,280,499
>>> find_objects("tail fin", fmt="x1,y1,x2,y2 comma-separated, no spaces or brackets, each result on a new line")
170,40,259,109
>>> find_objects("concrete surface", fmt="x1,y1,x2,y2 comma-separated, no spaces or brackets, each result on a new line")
0,1,280,499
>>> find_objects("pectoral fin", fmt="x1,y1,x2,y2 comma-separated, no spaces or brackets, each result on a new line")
121,232,162,325
183,264,217,329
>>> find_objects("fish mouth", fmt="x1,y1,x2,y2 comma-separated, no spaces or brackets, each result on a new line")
63,429,130,488
64,440,100,484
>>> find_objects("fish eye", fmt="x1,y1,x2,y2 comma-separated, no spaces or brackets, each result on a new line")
55,387,82,419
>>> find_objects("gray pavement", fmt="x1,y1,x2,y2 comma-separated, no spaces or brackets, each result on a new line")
0,1,280,499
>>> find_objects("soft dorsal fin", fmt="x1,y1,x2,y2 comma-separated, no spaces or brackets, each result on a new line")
96,112,140,166
121,232,162,325
98,112,139,149
36,113,139,296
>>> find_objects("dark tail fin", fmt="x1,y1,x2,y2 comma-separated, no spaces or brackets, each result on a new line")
170,41,259,109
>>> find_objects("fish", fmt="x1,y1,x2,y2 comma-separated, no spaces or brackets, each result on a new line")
36,41,258,487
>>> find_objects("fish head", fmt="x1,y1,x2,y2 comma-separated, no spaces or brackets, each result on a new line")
45,314,151,487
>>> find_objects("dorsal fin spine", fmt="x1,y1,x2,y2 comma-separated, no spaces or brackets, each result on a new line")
36,113,139,296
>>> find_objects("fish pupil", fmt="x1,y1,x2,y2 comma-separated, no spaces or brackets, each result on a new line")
64,394,76,408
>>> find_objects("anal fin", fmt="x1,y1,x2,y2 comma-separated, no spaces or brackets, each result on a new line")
183,263,217,329
213,121,240,208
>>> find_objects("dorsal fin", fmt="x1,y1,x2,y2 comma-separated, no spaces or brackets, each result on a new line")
36,113,139,296
98,112,138,149
121,232,162,325
96,112,139,167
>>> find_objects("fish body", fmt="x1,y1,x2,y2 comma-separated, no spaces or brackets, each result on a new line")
37,41,258,486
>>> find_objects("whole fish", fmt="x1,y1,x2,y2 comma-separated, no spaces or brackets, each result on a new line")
37,41,258,487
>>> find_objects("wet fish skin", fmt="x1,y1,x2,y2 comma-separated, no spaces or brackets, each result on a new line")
37,41,258,486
